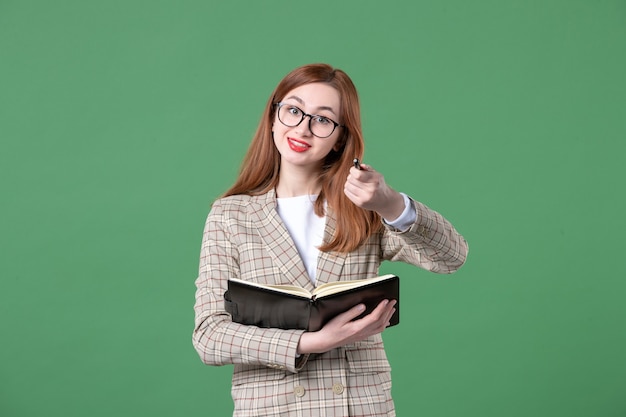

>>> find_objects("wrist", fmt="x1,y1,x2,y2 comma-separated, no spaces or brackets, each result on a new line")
297,332,313,354
378,190,405,221
297,331,328,354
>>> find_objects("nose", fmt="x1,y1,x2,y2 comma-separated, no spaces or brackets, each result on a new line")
295,114,314,136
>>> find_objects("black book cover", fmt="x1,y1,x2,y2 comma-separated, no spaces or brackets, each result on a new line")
224,275,399,331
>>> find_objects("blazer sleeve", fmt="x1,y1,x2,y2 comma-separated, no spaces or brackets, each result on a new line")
192,200,308,373
380,197,469,273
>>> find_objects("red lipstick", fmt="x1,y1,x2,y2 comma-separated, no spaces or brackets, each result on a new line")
288,138,310,153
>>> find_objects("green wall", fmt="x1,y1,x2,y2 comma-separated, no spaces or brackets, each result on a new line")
1,1,625,416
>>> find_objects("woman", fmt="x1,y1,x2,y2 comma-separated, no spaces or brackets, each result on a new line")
193,63,468,416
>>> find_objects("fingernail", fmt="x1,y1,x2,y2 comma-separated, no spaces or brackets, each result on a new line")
358,304,366,312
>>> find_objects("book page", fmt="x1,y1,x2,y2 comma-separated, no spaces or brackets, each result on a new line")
312,274,396,299
228,278,313,298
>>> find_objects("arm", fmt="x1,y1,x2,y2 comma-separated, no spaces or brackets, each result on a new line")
344,163,468,273
381,196,468,272
192,201,308,372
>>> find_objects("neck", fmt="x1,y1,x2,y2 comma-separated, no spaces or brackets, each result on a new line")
275,163,321,198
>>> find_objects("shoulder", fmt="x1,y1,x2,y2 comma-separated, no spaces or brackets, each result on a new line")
209,193,271,219
212,194,255,209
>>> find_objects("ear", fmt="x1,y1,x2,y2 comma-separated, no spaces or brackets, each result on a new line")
333,133,346,152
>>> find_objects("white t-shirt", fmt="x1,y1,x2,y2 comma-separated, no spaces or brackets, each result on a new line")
276,193,415,285
276,195,325,284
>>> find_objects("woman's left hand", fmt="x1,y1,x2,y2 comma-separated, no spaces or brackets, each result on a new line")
344,163,406,221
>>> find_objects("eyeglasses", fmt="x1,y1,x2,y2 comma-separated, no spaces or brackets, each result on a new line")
275,102,343,138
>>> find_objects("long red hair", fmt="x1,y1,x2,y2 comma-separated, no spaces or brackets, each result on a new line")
223,63,382,253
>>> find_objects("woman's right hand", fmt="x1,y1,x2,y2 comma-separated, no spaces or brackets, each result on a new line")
296,299,397,354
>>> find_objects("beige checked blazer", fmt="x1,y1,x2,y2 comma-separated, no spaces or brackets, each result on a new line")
193,189,468,416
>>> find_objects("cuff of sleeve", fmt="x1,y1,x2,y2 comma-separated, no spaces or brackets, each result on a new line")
383,193,417,232
283,330,308,373
295,353,310,371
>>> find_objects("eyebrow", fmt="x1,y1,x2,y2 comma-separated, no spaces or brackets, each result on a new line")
283,95,338,116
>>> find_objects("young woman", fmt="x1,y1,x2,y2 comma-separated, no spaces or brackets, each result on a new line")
192,63,468,416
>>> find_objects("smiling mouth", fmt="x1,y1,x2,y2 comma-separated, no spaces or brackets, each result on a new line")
288,137,311,152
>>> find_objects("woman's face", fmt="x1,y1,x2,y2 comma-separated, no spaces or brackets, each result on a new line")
272,82,342,171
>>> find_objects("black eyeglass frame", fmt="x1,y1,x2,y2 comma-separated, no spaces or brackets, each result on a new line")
274,102,344,138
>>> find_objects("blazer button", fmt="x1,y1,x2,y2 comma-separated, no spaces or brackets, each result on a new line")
332,383,344,395
294,385,306,397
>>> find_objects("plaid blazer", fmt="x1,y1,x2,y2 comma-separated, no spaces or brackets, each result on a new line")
193,189,468,416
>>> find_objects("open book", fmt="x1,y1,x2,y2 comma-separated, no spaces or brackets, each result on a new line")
224,274,399,331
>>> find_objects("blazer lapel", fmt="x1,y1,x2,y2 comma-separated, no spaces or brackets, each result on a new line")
248,190,314,291
315,209,346,286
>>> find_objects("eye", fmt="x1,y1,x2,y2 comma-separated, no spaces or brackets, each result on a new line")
287,106,302,116
313,116,332,125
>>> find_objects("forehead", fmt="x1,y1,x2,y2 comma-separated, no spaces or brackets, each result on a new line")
281,83,340,113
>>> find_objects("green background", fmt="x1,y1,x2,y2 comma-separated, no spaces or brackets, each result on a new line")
1,1,625,416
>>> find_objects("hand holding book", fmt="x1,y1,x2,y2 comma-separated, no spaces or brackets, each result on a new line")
297,298,397,354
